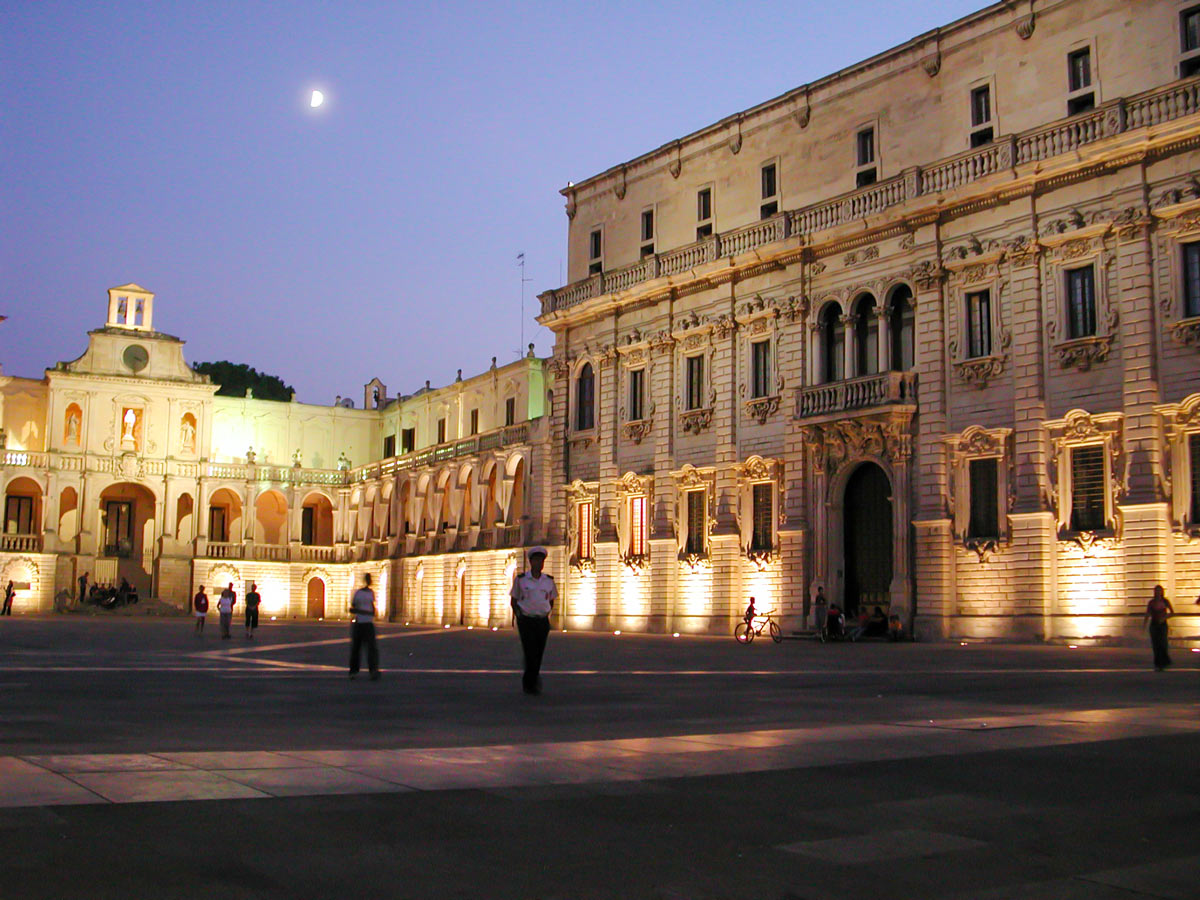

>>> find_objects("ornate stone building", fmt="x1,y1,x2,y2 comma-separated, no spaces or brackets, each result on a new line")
535,0,1200,640
0,285,550,620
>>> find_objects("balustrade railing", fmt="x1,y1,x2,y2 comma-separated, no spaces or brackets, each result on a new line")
252,544,288,561
296,544,336,562
796,371,918,419
0,534,42,552
540,76,1200,315
205,541,243,559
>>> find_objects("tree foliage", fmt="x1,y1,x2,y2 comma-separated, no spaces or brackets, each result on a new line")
192,361,295,401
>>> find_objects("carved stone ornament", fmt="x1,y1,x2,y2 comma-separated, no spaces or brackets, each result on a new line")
728,131,742,156
954,355,1006,388
564,193,576,221
680,407,713,435
1170,317,1200,349
802,415,914,476
922,51,941,77
1153,178,1200,210
615,471,653,498
745,395,780,426
621,552,649,573
677,550,712,571
735,455,779,483
650,331,675,355
712,314,736,339
964,537,1000,563
793,105,811,129
909,260,946,290
810,261,827,276
1015,13,1035,39
622,419,654,444
668,146,682,180
899,233,916,250
1040,209,1090,236
614,167,627,200
1056,334,1114,372
745,548,777,570
1058,238,1092,261
1113,206,1150,241
1005,234,1039,267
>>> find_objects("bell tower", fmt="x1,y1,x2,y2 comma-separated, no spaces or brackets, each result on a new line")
106,283,155,332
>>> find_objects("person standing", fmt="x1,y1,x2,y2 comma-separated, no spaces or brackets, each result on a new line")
509,547,557,695
1143,584,1174,671
78,571,88,607
244,582,261,639
217,583,236,640
193,585,209,635
2,581,14,616
348,573,380,680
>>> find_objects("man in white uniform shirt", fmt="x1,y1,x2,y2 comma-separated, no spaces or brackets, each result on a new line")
510,546,557,695
348,573,380,680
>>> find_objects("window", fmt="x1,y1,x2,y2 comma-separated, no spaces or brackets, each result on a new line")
629,368,645,421
696,187,713,240
821,304,845,382
588,228,603,276
629,495,647,556
469,409,479,435
640,208,655,257
760,162,779,219
401,427,415,455
576,501,593,560
969,85,994,147
208,506,226,543
1183,6,1200,77
301,506,314,545
1191,433,1200,524
1065,266,1097,339
436,418,446,444
105,500,133,556
685,489,706,554
1184,242,1200,319
685,355,705,410
1067,47,1095,115
967,458,999,539
751,483,772,551
383,435,396,458
750,340,771,399
855,127,877,187
505,397,516,426
889,286,915,371
1070,445,1107,532
576,363,595,431
4,495,33,535
965,290,992,358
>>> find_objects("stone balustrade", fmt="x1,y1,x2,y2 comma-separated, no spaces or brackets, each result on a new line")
796,371,918,419
0,534,42,552
541,76,1200,315
353,421,533,481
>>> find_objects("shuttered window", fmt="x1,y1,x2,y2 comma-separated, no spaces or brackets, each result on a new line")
967,458,999,539
576,364,595,431
576,501,593,560
686,355,704,410
965,290,992,358
1184,243,1200,319
685,490,705,554
751,340,771,398
751,483,772,551
1066,266,1096,339
629,368,645,421
1190,433,1200,524
1070,445,1107,532
629,496,647,556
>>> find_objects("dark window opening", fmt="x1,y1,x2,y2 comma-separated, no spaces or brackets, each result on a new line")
1068,47,1092,92
1067,92,1095,116
686,355,704,410
469,409,479,436
105,500,135,557
301,507,314,545
696,223,713,240
751,340,771,399
401,428,415,455
1185,6,1200,52
751,483,772,551
1183,56,1200,78
383,435,396,458
1066,266,1097,339
966,290,992,358
436,418,446,444
856,168,878,188
576,363,595,431
588,228,602,275
1070,445,1107,532
857,128,875,166
4,495,33,535
970,127,994,148
1190,433,1200,524
505,397,516,426
697,188,712,222
629,368,645,421
685,489,705,554
208,506,226,544
1184,242,1200,318
761,163,777,200
971,85,991,126
889,286,915,371
967,458,999,540
760,200,779,219
822,304,845,382
854,296,878,376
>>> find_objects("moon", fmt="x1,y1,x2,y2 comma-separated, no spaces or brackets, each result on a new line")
310,90,325,109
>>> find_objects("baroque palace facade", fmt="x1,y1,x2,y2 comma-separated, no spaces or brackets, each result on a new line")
4,0,1200,641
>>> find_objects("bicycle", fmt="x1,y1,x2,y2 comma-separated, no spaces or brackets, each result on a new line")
734,610,782,644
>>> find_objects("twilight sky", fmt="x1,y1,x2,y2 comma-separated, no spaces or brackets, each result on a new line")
2,0,985,404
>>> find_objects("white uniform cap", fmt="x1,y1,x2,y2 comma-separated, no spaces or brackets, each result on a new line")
527,546,548,558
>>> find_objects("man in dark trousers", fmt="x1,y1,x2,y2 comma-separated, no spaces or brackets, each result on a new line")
244,582,261,639
510,546,557,695
348,573,380,681
78,571,88,607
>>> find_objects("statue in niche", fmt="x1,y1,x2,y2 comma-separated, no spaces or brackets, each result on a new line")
246,446,257,464
337,451,350,471
66,409,80,445
121,408,137,444
293,449,302,468
180,416,196,453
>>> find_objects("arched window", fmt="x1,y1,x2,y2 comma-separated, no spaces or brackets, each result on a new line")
820,304,845,383
853,294,878,376
888,286,915,371
575,363,595,431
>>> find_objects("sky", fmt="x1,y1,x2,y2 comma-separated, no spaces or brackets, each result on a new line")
1,0,987,404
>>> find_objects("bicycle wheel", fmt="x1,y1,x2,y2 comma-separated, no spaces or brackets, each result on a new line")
734,622,754,644
769,621,782,643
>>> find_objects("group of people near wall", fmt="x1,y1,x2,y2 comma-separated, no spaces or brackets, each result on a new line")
192,582,261,639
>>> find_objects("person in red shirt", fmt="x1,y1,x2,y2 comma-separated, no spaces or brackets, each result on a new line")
193,585,209,635
1143,584,1174,671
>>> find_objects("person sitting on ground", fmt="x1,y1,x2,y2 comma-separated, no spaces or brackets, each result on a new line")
825,603,845,638
848,607,870,641
864,605,889,638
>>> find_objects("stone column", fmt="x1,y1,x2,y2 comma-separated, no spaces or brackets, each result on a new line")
840,315,856,380
876,306,892,372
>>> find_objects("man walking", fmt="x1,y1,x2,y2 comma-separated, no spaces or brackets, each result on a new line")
244,582,261,639
78,571,88,607
217,583,236,640
1144,584,1174,671
2,581,14,616
348,573,380,680
193,584,209,635
510,546,557,695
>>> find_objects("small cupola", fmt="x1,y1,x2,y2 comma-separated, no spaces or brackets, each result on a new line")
106,283,155,331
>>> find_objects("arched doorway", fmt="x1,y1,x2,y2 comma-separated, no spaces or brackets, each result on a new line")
98,482,157,596
306,578,325,618
843,463,892,619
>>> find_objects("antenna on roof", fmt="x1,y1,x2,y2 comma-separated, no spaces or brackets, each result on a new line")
517,252,532,360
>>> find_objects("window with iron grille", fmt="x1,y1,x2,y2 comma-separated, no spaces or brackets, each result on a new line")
1070,445,1107,532
629,495,647,556
967,458,999,539
751,483,772,551
685,355,704,410
576,501,593,560
965,290,992,358
629,368,645,421
1190,433,1200,524
685,489,706,554
1065,266,1096,339
1184,242,1200,319
751,340,771,399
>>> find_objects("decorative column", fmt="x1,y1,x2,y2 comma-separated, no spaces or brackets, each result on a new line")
876,305,892,372
841,314,856,379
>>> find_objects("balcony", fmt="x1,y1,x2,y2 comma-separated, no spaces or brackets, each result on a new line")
539,76,1200,316
1,534,42,553
351,421,534,483
796,372,917,421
